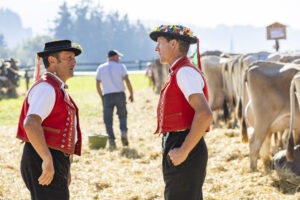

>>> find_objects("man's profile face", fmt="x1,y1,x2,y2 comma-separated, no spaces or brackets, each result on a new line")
53,51,76,82
155,36,173,64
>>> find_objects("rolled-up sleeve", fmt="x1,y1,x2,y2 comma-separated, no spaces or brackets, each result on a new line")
176,67,204,101
27,82,56,121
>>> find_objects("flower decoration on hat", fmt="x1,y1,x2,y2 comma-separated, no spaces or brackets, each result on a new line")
72,43,83,52
149,25,202,71
149,25,197,43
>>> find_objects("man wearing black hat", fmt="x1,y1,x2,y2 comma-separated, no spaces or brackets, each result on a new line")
96,49,134,149
149,25,213,200
17,40,83,200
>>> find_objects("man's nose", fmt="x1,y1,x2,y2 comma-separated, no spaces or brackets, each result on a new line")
155,44,159,52
72,59,76,66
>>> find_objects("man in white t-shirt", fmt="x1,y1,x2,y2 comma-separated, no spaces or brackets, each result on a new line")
149,25,213,200
96,50,134,149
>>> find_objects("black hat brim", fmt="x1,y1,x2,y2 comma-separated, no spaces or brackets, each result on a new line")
37,47,81,57
149,31,197,44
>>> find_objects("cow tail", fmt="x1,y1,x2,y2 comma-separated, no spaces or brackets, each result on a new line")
241,117,248,143
237,98,242,120
223,98,229,123
287,79,296,162
241,68,249,143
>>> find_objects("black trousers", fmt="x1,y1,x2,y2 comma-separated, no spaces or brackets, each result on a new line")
162,130,208,200
20,142,70,200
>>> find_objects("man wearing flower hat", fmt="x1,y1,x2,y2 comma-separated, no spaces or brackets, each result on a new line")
17,40,83,199
149,25,213,200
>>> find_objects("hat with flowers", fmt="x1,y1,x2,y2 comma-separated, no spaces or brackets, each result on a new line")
149,25,202,70
149,25,197,44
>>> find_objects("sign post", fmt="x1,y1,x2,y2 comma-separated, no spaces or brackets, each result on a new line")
266,22,287,52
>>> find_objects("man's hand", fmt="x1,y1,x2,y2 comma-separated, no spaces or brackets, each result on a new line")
168,147,188,166
38,158,55,185
129,94,134,102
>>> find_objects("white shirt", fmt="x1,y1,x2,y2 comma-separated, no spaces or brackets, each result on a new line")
95,61,128,95
170,57,204,101
27,72,78,143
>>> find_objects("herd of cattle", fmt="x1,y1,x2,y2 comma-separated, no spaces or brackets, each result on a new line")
152,51,300,177
0,58,20,99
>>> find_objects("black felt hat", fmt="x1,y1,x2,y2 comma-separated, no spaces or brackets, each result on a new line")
37,40,82,57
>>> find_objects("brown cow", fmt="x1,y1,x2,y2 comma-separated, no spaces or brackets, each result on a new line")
241,61,300,171
287,72,300,161
152,56,169,94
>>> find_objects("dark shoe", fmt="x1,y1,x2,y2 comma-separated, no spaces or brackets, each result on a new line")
109,139,116,150
121,137,129,146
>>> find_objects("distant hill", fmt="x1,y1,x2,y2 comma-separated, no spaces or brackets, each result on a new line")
143,19,300,54
0,8,32,47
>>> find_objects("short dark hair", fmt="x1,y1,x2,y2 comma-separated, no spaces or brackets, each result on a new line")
42,52,60,68
164,36,190,55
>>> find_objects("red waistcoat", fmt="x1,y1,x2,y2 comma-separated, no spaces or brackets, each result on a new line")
155,56,209,134
17,73,82,156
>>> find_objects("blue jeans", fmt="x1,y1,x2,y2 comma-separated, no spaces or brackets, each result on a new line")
102,92,128,140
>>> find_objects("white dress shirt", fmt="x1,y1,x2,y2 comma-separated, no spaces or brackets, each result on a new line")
170,57,204,102
27,72,78,143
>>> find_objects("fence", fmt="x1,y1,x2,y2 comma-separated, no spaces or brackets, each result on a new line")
18,59,153,73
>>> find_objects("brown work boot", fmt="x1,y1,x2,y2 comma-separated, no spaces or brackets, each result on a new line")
108,139,116,150
121,137,129,147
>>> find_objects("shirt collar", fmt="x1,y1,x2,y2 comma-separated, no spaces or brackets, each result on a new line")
45,72,68,89
169,56,183,73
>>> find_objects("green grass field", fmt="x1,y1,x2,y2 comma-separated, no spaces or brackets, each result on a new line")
0,73,148,126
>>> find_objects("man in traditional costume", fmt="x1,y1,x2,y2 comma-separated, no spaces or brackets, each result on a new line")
149,25,213,200
17,40,82,200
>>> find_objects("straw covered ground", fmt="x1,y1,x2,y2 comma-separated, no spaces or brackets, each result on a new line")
1,75,300,200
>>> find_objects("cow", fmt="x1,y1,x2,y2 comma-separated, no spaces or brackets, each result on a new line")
152,56,169,94
294,59,300,64
279,55,300,63
240,61,300,171
235,52,271,124
201,55,230,124
286,72,300,162
272,146,300,187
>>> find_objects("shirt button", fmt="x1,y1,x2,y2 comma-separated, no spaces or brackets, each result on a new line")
67,117,70,121
68,111,71,115
62,139,65,143
69,138,72,142
64,128,68,132
66,123,69,126
67,106,70,110
63,134,66,137
61,145,64,148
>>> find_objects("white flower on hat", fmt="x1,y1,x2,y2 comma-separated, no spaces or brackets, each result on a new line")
72,43,83,52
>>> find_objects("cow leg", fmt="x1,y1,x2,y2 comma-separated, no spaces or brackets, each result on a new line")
259,133,272,171
249,124,269,172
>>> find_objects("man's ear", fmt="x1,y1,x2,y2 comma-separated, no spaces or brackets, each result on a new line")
170,39,177,48
48,56,55,64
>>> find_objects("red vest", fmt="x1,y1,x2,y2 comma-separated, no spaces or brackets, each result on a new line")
155,56,209,134
17,73,82,156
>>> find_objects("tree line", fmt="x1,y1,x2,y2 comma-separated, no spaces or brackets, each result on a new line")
0,1,155,67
